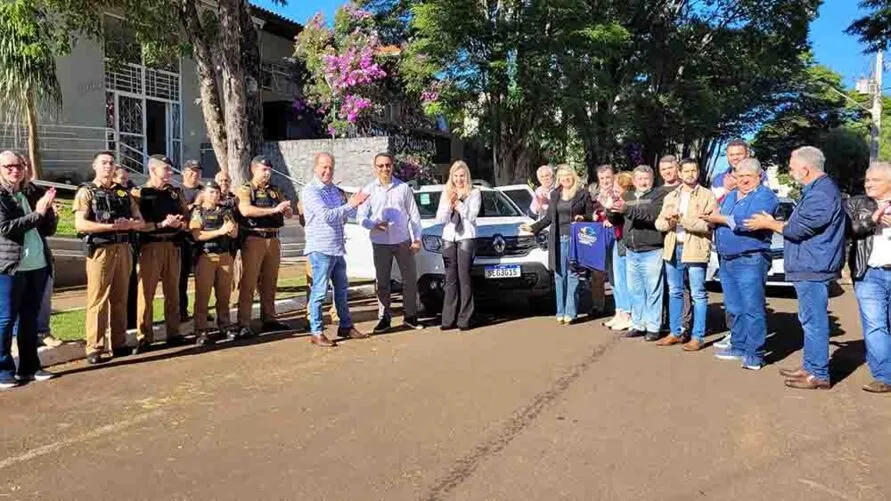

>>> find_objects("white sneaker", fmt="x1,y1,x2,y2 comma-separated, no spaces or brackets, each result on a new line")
714,335,731,350
39,333,64,348
603,315,619,328
610,317,632,331
0,378,17,390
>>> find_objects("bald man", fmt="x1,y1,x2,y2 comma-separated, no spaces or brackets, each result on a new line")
131,155,189,353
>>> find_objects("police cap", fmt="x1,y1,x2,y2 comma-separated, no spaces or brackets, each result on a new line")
251,155,272,167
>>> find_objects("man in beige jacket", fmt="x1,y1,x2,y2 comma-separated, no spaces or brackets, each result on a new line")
654,158,717,351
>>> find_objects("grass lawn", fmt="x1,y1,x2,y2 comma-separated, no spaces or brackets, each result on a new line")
51,275,310,342
54,199,77,238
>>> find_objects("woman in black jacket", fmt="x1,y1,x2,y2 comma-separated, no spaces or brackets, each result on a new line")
0,151,58,389
521,165,593,324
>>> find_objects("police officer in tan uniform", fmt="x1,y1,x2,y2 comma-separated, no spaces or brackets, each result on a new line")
179,160,204,321
132,154,189,353
189,181,238,346
236,156,293,337
215,170,242,303
73,151,144,364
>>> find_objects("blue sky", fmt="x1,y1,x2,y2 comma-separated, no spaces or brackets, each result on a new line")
255,0,884,90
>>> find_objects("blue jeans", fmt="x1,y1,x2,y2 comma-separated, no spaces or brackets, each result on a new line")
14,273,52,338
665,245,707,339
720,252,769,365
307,252,352,335
0,267,50,380
611,244,630,312
555,236,580,320
793,279,832,381
626,248,664,332
855,268,891,384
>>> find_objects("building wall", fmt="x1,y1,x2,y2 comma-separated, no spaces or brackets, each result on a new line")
262,137,392,200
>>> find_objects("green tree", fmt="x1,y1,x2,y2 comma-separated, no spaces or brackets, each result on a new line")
847,0,891,51
0,0,65,178
0,0,270,185
753,63,877,193
401,0,565,183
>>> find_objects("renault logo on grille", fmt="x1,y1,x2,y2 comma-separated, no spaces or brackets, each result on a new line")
492,234,506,255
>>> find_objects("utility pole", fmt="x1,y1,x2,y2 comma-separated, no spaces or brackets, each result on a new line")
870,50,883,163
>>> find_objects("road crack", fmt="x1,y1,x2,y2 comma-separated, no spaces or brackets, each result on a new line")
422,336,620,501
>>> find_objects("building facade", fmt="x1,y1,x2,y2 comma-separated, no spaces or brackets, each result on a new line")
0,6,301,183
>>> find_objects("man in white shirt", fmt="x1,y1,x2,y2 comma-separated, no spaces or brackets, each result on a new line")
846,162,891,393
358,153,424,333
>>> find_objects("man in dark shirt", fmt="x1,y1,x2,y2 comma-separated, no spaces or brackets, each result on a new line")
612,165,667,341
179,160,204,321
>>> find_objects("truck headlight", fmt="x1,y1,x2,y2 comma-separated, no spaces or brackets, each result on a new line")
422,235,442,253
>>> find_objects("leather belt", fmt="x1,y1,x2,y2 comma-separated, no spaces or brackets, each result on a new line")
245,229,280,239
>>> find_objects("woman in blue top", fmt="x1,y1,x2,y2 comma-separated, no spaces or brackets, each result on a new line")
0,151,59,389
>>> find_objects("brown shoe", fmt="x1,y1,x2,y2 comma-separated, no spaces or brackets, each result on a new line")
655,334,685,346
784,374,830,390
778,366,808,378
862,380,891,393
682,338,703,352
338,327,369,339
310,334,337,347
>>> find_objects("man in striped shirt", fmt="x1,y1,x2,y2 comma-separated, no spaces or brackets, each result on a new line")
301,152,369,347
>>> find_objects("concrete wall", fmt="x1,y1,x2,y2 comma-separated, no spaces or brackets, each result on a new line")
262,137,392,200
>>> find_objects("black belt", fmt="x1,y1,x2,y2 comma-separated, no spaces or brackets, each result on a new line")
245,229,279,239
143,233,180,243
94,233,131,245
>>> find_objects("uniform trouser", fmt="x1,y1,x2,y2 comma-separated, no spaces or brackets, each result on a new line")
441,239,475,328
137,241,181,341
85,243,132,355
194,253,234,331
179,240,195,317
231,251,243,305
373,241,418,319
238,236,281,325
126,245,138,330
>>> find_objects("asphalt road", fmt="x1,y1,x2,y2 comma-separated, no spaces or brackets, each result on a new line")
1,289,889,501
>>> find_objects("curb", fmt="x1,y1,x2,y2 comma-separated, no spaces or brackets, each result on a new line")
28,284,377,369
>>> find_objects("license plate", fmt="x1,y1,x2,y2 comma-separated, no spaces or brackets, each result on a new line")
484,265,521,279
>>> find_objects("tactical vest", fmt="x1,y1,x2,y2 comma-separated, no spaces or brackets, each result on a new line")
139,184,183,239
240,182,284,229
78,183,133,246
195,206,233,255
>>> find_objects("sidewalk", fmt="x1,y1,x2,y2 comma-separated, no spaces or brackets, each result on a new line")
52,261,309,312
29,259,377,369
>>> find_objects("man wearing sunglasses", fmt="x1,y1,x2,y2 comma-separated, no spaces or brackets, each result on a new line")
357,153,423,333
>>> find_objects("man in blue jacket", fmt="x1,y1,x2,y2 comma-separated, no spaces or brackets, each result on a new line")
702,158,779,371
746,146,845,390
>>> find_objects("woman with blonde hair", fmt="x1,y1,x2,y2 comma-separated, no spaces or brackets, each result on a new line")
435,161,481,331
521,164,593,324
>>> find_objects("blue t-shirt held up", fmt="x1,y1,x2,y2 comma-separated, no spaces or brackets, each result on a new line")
569,222,613,272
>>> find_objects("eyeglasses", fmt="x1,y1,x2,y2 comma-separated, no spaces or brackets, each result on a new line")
1,163,23,170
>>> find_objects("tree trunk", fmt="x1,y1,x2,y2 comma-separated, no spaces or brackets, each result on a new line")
217,0,254,186
238,0,263,161
179,0,228,176
25,88,42,179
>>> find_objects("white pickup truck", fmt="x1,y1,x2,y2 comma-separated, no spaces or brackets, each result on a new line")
343,184,553,314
